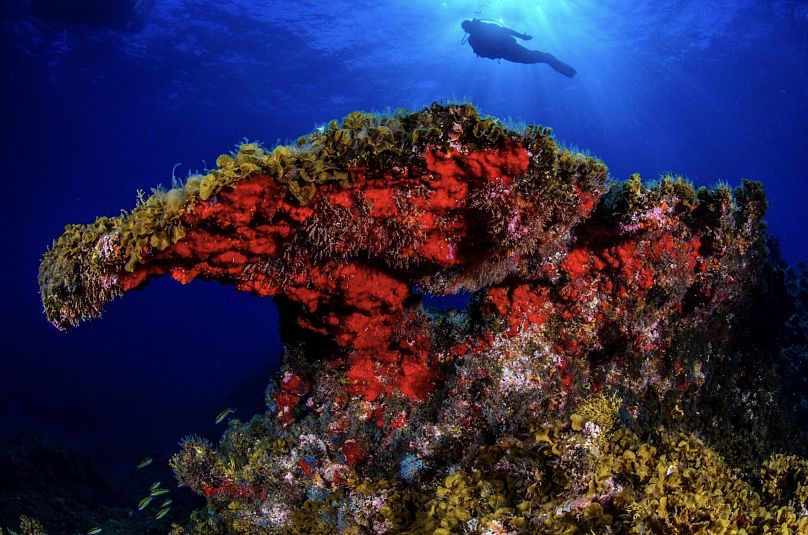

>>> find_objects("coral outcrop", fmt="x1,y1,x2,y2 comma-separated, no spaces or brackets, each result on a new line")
39,104,808,533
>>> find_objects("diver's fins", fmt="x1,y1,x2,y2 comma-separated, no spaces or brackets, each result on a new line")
546,55,577,78
529,51,577,77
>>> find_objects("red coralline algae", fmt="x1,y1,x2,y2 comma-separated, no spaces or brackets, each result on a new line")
42,105,764,402
40,101,764,405
561,247,594,279
341,439,367,467
106,127,547,405
423,142,528,187
482,284,552,336
273,371,309,425
201,480,268,502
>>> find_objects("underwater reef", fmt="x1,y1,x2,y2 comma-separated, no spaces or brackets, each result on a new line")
39,103,808,533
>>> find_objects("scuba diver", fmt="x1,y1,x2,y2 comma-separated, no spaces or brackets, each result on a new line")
461,18,577,78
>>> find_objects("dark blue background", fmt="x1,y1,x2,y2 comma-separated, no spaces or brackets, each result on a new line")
2,0,807,477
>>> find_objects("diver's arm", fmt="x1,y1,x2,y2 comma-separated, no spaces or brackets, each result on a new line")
504,27,532,40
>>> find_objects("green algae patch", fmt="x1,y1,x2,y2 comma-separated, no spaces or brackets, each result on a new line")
38,182,193,329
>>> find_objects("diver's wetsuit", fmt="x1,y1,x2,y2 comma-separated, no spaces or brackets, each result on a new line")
461,19,577,78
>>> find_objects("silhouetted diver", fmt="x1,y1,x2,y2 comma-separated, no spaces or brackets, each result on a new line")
461,18,577,78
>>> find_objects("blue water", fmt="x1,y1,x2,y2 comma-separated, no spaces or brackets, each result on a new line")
1,0,807,510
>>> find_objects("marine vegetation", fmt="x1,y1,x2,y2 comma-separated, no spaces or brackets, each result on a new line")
0,516,47,535
39,103,808,532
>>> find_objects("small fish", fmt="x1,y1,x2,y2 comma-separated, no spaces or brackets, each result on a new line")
215,407,234,424
150,487,170,496
136,457,153,469
149,481,161,491
155,507,171,520
87,528,102,535
138,496,153,511
160,499,173,507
